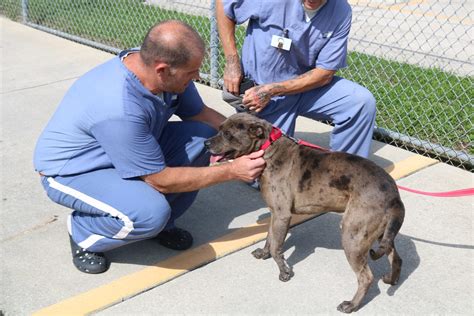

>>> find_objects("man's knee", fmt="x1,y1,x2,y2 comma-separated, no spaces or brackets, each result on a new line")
353,86,376,120
132,199,172,237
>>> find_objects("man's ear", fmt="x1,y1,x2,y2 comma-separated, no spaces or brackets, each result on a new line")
249,124,265,139
155,62,170,76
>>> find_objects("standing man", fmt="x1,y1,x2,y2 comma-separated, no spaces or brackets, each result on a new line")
216,0,376,157
34,20,265,274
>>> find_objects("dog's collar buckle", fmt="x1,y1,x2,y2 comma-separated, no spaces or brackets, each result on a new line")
260,127,283,150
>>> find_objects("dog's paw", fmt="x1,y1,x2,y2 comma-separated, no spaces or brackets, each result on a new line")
383,274,399,285
252,248,270,260
278,270,293,282
337,301,357,313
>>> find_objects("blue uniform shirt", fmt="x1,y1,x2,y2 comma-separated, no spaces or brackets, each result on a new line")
34,49,204,179
223,0,352,84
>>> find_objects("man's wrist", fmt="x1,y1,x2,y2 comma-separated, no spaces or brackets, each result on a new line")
225,53,240,64
224,161,238,181
212,161,236,181
267,83,286,97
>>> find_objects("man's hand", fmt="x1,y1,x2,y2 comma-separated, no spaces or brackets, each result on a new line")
142,150,265,194
229,150,266,182
223,54,243,95
242,84,275,113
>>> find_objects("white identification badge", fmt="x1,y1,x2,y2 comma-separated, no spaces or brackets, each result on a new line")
271,35,292,51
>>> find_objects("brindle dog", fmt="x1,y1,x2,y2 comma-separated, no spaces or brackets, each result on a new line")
205,113,405,313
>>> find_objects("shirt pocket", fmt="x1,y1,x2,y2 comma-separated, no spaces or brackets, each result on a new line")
308,32,332,66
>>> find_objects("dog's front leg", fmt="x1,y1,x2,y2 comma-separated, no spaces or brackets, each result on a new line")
252,214,272,260
269,212,293,281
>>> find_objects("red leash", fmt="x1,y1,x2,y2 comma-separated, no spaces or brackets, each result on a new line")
297,139,330,152
260,126,474,198
396,186,474,197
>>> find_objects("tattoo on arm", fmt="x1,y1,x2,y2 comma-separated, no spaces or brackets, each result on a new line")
296,69,315,79
225,54,241,76
268,84,285,95
225,54,240,65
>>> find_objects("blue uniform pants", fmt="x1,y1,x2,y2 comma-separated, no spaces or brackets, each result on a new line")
40,121,216,252
258,77,376,158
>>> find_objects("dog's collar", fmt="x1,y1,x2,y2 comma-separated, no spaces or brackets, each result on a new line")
259,126,283,150
259,126,330,152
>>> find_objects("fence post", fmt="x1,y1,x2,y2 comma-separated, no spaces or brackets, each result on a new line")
210,0,219,88
21,0,29,23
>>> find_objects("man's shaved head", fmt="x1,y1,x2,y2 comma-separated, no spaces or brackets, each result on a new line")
140,20,206,67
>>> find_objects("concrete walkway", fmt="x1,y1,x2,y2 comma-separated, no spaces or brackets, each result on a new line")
1,18,473,315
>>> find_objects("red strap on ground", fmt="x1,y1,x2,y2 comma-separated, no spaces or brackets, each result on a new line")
396,185,474,197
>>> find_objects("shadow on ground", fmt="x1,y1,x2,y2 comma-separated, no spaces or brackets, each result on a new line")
108,180,267,266
280,212,420,311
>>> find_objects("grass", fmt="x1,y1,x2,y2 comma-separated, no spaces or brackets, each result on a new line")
340,53,473,154
1,0,472,157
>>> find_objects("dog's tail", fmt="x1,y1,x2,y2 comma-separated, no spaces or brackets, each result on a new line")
370,197,405,260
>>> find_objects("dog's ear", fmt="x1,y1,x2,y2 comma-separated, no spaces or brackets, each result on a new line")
249,124,266,139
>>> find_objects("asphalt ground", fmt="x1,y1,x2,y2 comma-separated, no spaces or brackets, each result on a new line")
1,17,473,315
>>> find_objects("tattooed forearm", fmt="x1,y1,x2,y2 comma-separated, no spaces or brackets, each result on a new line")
268,83,285,96
224,54,242,76
249,68,335,99
296,69,315,80
225,54,240,65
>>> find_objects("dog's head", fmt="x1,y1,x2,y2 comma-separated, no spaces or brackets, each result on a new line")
205,113,273,163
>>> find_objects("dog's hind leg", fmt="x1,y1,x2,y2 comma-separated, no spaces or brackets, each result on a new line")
337,225,374,313
383,245,402,285
268,211,293,282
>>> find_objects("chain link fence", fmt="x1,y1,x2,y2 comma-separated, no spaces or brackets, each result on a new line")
1,0,473,170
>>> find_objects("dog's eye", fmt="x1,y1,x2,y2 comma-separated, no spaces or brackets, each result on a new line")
223,131,233,140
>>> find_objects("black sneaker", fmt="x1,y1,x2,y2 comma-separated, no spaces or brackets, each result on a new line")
69,235,110,274
155,227,193,250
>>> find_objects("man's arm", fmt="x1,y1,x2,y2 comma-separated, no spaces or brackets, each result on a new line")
142,104,264,194
141,150,265,194
216,0,242,95
242,68,336,113
188,104,226,130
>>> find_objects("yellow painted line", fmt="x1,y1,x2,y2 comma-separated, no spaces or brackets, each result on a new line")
33,220,273,316
33,154,438,316
384,154,438,180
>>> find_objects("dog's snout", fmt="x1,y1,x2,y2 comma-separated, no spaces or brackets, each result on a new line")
204,139,211,149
